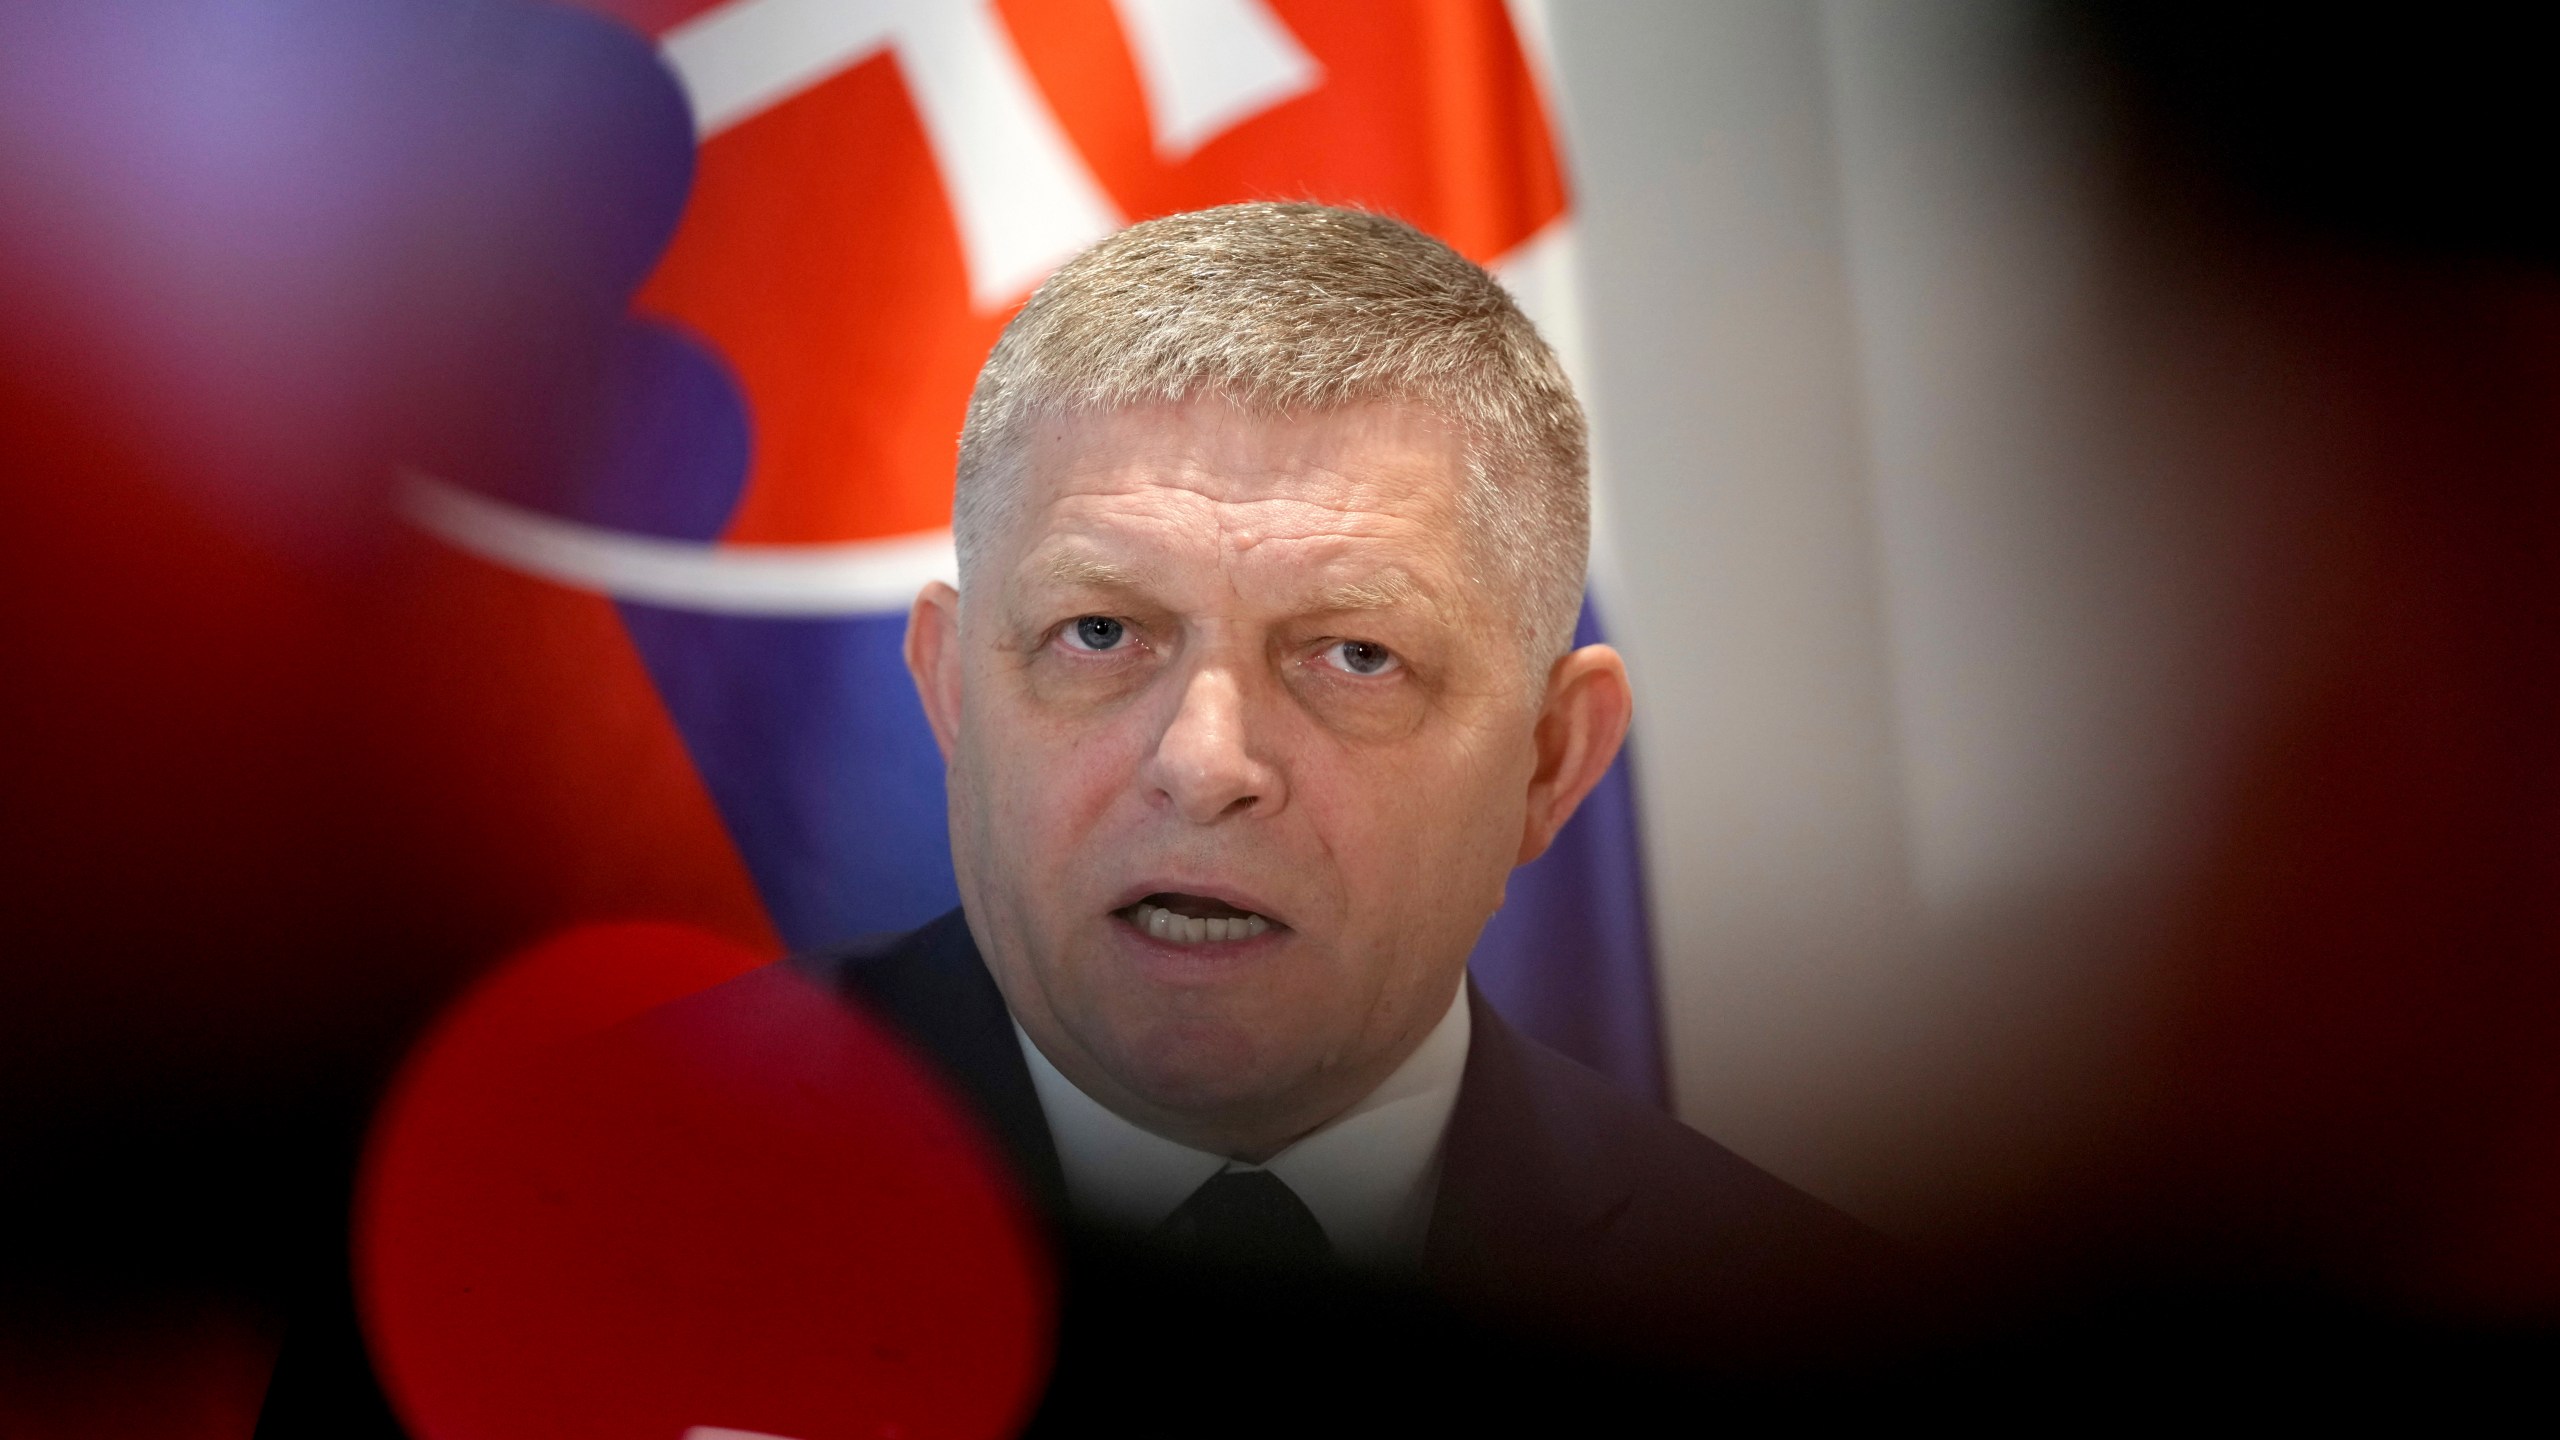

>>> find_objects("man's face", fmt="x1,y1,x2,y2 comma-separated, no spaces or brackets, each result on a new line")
920,399,1547,1155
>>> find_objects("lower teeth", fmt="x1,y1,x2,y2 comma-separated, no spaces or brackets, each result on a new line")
1134,903,1270,944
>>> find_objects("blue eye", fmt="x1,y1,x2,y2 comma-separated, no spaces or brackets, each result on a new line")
1068,616,1126,650
1327,640,1398,676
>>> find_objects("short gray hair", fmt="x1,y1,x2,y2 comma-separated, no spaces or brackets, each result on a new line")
953,201,1589,665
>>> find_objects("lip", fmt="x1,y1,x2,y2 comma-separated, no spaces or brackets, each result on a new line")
1105,878,1293,931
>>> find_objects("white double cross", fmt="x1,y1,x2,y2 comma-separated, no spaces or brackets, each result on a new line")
664,0,1321,310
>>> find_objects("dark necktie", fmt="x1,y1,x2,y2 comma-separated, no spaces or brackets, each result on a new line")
1155,1168,1333,1271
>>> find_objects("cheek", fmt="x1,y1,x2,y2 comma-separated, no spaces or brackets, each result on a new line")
961,688,1147,878
1300,737,1529,924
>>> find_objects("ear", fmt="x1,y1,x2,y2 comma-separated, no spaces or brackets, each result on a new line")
1516,643,1635,866
903,580,965,763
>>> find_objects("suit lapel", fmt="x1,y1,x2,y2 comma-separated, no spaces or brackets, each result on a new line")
798,910,1070,1216
1423,982,1635,1296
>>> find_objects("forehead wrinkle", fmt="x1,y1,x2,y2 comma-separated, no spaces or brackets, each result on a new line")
1019,460,1473,629
1245,547,1463,636
1047,426,1462,520
1209,513,1467,634
1061,474,1436,535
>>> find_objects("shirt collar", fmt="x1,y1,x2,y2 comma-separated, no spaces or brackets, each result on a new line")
1013,983,1473,1270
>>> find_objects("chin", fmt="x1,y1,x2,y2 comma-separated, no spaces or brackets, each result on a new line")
1108,1013,1305,1116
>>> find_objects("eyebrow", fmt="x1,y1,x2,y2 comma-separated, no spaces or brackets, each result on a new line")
1039,553,1151,591
1309,569,1425,613
1030,551,1442,621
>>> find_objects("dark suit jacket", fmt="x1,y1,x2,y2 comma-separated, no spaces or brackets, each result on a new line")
261,908,1906,1438
777,910,1900,1377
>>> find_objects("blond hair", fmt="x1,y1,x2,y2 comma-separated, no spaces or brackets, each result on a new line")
953,202,1589,663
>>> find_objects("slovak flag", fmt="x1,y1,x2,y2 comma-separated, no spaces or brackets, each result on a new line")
399,0,1666,1102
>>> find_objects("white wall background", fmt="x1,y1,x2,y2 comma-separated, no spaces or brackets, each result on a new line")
1531,1,2255,1235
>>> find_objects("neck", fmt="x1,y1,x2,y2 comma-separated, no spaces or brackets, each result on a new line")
1021,992,1461,1163
1064,1050,1398,1164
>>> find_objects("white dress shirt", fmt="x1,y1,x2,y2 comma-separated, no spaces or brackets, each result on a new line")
1013,984,1473,1271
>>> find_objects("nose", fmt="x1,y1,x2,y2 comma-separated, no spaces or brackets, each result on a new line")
1143,661,1287,825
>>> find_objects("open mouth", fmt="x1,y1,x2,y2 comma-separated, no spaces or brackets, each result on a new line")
1116,892,1283,946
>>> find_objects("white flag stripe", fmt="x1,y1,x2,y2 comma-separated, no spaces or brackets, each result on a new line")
665,0,1120,310
662,0,900,136
1489,217,1613,597
1111,0,1322,161
399,473,955,616
887,3,1123,309
1488,216,1590,402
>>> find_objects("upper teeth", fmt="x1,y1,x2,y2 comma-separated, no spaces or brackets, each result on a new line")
1131,902,1271,945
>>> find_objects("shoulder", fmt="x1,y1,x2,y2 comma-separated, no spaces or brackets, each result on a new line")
1485,1006,1876,1252
616,911,982,1057
788,909,990,1020
1529,1029,1857,1230
1437,995,1906,1364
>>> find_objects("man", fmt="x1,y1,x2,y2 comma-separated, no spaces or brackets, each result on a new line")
261,203,1894,1439
787,201,1892,1359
